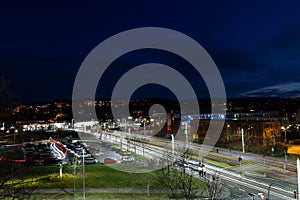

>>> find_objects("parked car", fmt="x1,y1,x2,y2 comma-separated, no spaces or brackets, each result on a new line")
110,146,118,151
121,155,135,162
104,158,116,164
94,151,104,156
84,157,98,164
120,150,129,156
66,143,76,150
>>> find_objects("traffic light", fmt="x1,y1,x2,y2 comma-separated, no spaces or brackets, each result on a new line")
293,190,297,199
248,193,255,200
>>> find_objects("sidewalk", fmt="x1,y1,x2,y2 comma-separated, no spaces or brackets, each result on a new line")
33,188,210,196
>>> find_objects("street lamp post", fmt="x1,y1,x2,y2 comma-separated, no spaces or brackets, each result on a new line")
181,121,188,150
297,158,300,200
284,129,287,143
143,120,146,135
120,136,123,149
14,129,18,144
82,148,86,199
133,136,137,154
172,112,174,135
2,122,4,133
124,118,127,133
268,182,293,200
127,139,129,152
171,134,175,163
142,137,145,156
284,151,287,170
241,128,245,153
281,126,287,144
267,183,273,200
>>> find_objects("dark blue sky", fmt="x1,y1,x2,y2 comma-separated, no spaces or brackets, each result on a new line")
1,1,300,103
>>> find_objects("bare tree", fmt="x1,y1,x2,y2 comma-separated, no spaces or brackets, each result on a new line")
0,161,40,199
204,174,227,200
156,150,204,200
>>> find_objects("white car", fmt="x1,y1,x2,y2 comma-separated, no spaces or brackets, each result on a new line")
121,155,135,162
94,151,104,156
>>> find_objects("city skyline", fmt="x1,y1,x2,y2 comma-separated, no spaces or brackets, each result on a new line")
1,1,300,103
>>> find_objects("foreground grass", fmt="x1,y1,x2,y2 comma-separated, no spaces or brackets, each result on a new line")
188,154,234,169
22,164,206,190
24,164,159,189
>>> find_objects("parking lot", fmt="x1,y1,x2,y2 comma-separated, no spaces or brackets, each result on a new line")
82,140,135,164
0,130,138,167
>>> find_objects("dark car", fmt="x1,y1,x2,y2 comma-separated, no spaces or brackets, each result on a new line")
84,157,98,164
120,150,130,156
110,146,119,151
66,143,76,150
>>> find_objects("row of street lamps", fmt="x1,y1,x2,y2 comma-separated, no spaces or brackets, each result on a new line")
78,119,294,199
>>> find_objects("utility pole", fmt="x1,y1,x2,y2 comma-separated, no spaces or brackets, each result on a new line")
143,120,146,135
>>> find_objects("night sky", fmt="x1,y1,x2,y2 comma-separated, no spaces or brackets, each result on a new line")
1,1,300,103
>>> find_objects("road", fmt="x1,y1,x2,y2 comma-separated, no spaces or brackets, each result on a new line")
89,129,297,200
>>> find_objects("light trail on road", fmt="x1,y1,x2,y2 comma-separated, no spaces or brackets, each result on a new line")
95,130,296,199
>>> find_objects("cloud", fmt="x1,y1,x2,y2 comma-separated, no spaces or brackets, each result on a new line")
216,26,300,98
241,82,300,98
266,26,300,51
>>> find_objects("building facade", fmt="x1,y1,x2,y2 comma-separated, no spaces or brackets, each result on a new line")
193,113,283,147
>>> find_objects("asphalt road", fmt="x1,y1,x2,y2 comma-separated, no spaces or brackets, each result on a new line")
96,130,297,200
